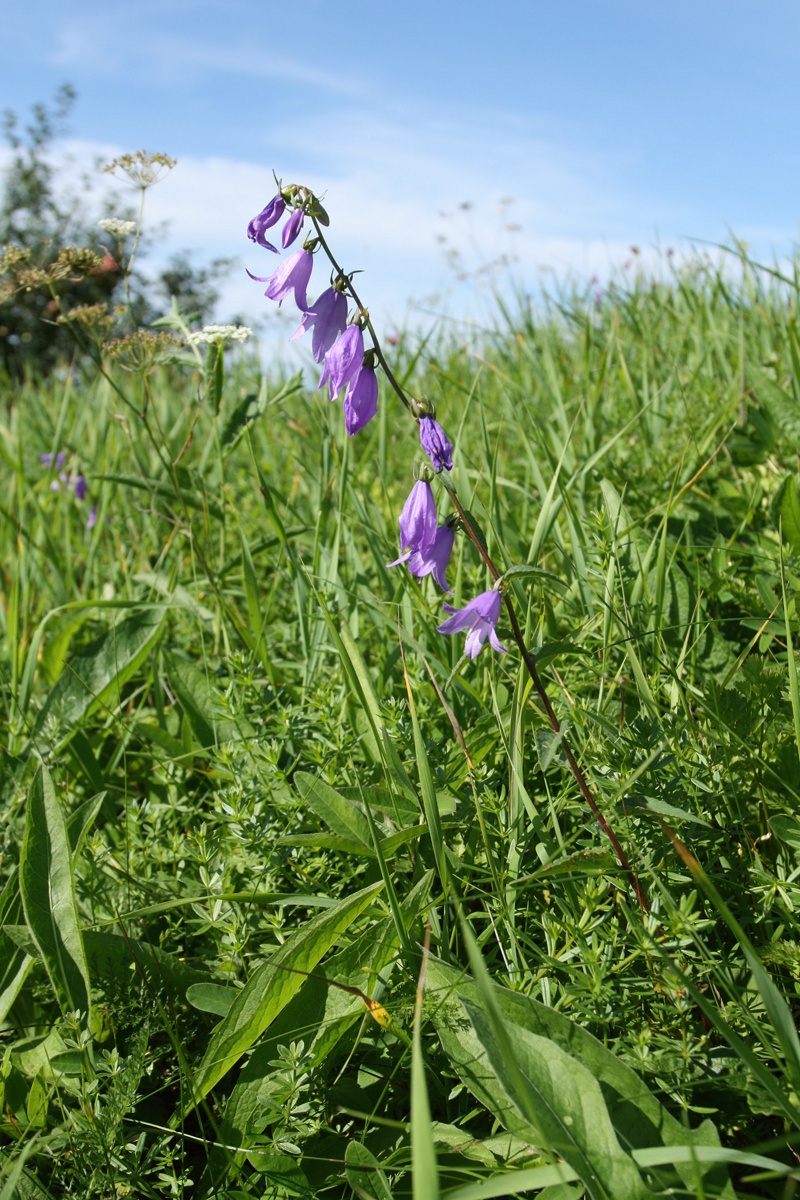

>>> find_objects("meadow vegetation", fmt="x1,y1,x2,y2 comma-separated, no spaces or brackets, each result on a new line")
3,158,800,1196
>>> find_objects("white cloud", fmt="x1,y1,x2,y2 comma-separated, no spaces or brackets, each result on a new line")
3,103,798,360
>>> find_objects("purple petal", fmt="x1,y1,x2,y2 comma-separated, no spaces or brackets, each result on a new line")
397,481,437,554
344,366,378,435
407,524,454,592
419,415,454,472
290,288,348,362
247,195,286,251
282,209,305,248
318,326,364,400
86,504,98,530
73,474,88,500
263,249,313,310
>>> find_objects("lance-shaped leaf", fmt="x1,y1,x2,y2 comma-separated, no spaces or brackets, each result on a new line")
20,765,91,1021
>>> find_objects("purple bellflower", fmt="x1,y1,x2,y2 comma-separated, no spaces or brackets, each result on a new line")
408,524,454,592
344,365,378,436
282,208,305,248
247,195,286,252
319,325,364,400
387,481,437,567
40,451,66,470
87,504,98,530
419,415,454,472
437,588,507,659
73,474,88,501
247,248,313,310
290,287,348,362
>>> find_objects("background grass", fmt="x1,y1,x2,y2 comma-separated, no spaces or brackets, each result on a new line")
3,250,800,1196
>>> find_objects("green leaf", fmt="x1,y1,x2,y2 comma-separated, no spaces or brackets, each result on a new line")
462,999,653,1200
33,609,164,747
427,958,728,1195
186,880,383,1106
164,652,254,747
186,982,238,1017
294,771,373,847
245,1149,309,1194
779,476,800,551
412,975,439,1200
345,1142,395,1200
20,765,91,1020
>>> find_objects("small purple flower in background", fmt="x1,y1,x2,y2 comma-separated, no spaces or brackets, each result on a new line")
73,474,88,501
419,416,454,472
408,524,454,592
282,208,305,248
387,481,437,568
39,451,66,470
247,248,314,310
86,504,98,530
290,287,348,362
247,195,286,252
437,588,506,659
343,365,378,436
319,325,364,400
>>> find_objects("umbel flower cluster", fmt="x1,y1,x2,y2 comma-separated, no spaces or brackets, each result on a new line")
247,183,506,661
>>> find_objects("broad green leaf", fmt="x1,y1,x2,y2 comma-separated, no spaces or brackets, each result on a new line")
186,982,238,1017
345,1142,395,1200
187,880,383,1106
427,959,729,1195
294,771,373,847
164,652,254,747
779,476,800,551
33,609,164,746
20,766,91,1020
245,1149,309,1194
462,999,653,1200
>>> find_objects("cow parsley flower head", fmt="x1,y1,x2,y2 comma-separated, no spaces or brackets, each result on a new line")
437,588,506,658
98,218,137,238
187,325,252,345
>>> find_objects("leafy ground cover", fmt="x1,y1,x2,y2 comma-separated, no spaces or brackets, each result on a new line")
3,244,800,1197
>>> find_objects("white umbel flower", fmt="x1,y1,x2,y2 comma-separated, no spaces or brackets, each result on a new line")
187,325,252,345
98,218,137,238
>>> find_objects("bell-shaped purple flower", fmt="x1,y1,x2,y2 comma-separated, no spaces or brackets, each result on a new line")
290,287,348,362
419,416,454,472
40,451,66,470
73,474,88,501
387,481,437,568
87,504,98,530
247,248,313,310
247,195,286,252
408,524,454,592
343,366,378,436
437,588,506,659
319,325,364,400
282,208,305,248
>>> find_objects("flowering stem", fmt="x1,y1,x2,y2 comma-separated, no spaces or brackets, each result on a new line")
310,219,412,413
308,211,650,913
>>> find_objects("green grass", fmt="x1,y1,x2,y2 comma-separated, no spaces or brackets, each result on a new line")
3,250,800,1197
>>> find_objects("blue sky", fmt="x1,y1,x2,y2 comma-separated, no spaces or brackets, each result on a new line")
2,0,799,343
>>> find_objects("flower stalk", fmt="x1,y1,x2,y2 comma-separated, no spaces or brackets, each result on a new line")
247,187,650,913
